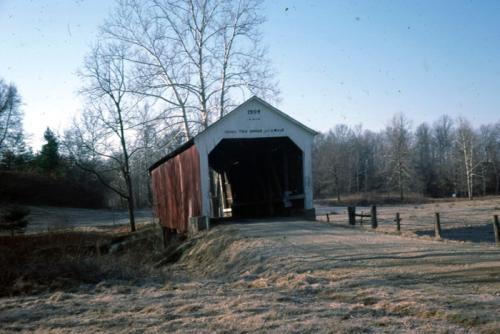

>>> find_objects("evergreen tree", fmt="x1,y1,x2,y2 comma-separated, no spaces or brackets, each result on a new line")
38,127,60,174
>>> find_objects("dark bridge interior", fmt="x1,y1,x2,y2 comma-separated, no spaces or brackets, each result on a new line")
208,137,304,219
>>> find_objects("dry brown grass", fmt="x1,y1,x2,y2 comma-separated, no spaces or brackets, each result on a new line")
0,225,165,297
1,206,500,333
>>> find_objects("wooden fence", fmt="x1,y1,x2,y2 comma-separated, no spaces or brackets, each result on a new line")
319,206,500,245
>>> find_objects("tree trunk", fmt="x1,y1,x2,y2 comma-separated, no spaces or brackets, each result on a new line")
355,160,360,193
461,138,473,200
334,172,340,202
493,163,499,195
180,104,191,139
466,163,473,200
219,80,226,119
116,101,137,232
0,101,14,149
126,174,136,232
364,158,368,193
398,161,404,201
481,165,487,196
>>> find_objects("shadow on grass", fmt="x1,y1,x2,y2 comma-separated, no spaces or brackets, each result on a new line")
415,224,497,243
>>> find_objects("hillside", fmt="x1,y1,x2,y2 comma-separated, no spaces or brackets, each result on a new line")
1,219,500,333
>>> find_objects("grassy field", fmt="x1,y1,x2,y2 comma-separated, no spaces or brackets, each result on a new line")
9,206,154,234
0,199,499,333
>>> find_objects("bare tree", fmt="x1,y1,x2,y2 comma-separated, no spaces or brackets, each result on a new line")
491,122,500,195
102,0,194,139
214,0,278,117
0,79,23,153
101,0,278,139
312,125,354,201
432,115,455,196
65,42,141,232
385,113,413,201
477,124,498,196
414,122,435,195
312,133,328,197
456,118,481,200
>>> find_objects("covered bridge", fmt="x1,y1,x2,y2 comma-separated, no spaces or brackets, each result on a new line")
149,96,317,234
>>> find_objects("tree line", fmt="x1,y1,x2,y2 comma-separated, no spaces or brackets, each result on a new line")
313,114,500,202
0,78,62,175
0,79,107,207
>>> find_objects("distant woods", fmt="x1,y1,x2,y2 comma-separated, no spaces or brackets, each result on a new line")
0,81,107,207
314,114,500,202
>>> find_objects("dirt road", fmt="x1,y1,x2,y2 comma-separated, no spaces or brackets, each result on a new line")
237,219,500,268
1,220,499,333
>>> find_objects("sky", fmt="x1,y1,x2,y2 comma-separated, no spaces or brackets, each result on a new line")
1,0,500,150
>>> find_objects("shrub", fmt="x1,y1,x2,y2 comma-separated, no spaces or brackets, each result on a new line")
0,228,163,296
0,205,30,233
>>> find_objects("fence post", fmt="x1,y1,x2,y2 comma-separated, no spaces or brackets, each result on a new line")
434,212,442,240
348,206,356,225
371,205,377,229
395,212,401,232
493,215,500,245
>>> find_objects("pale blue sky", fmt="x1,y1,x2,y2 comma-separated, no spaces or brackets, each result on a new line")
1,0,500,149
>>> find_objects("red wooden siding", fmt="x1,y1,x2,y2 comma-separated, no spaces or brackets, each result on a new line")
151,145,202,233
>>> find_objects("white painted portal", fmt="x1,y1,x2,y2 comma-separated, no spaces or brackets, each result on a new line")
194,96,317,217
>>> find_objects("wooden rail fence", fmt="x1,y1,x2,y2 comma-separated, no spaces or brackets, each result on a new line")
347,205,378,228
319,207,500,245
